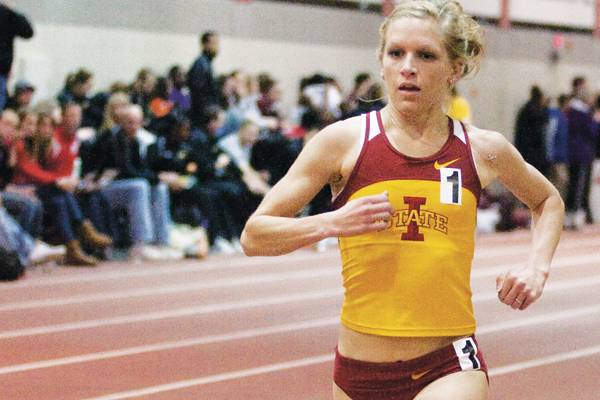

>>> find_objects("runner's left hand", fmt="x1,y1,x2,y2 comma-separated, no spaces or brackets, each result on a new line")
496,267,548,310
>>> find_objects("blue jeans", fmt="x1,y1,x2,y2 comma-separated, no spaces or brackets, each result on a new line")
37,186,84,243
0,74,7,110
102,179,171,246
1,191,44,237
0,207,34,266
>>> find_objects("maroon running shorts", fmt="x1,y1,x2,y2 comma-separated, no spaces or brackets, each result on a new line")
334,336,488,400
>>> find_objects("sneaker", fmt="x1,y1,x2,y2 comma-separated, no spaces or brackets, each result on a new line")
212,237,236,254
29,241,66,266
231,238,244,253
574,210,586,230
154,246,184,260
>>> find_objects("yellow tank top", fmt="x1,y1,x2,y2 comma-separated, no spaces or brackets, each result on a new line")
332,111,481,337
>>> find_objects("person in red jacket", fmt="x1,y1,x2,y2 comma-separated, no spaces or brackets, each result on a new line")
13,104,112,265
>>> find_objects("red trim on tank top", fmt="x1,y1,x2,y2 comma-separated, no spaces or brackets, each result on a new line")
377,110,454,162
460,121,483,202
331,113,371,209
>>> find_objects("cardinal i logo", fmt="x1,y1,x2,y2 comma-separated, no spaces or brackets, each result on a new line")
388,196,449,241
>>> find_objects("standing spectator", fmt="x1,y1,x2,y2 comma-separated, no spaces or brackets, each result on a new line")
0,1,33,110
546,94,570,200
565,77,598,229
5,80,35,113
514,85,549,176
187,31,220,127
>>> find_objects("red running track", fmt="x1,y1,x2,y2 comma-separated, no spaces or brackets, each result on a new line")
0,227,599,399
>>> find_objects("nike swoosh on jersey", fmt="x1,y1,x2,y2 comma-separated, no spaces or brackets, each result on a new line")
434,158,460,170
411,369,432,380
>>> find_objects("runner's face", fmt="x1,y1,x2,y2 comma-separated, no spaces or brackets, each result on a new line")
380,17,456,115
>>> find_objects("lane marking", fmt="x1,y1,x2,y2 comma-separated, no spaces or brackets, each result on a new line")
488,344,600,376
0,317,339,375
81,343,600,399
0,269,340,312
2,274,600,339
83,354,336,400
0,289,342,340
1,253,598,312
2,303,600,375
1,236,597,290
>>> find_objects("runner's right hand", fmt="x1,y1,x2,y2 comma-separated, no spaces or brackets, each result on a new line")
325,192,393,237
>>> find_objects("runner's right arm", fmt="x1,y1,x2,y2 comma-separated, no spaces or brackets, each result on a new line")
241,120,393,256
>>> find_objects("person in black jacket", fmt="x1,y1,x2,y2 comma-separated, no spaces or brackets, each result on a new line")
514,85,550,177
0,1,33,111
147,114,239,252
191,106,261,247
187,31,219,128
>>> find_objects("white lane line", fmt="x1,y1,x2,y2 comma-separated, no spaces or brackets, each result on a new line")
0,317,339,375
0,252,340,289
83,354,336,400
489,345,600,376
0,289,342,340
1,252,598,312
2,303,600,376
2,274,600,340
2,236,597,290
0,269,340,312
81,343,600,399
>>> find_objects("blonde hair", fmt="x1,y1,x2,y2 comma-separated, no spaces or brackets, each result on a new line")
379,0,484,79
101,92,131,131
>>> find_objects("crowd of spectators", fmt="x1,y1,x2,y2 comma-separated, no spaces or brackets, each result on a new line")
5,9,594,278
513,76,600,230
0,28,386,278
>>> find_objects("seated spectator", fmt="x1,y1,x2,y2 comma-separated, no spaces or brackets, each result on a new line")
218,120,270,197
147,77,175,137
147,115,238,253
57,68,96,127
191,106,263,250
0,204,65,268
130,68,156,121
5,81,35,113
94,104,181,260
12,104,112,266
0,109,43,238
341,72,372,119
167,65,190,112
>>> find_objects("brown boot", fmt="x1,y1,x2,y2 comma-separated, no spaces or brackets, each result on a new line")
79,219,113,248
65,240,98,266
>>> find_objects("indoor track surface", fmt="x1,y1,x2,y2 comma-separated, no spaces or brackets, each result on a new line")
1,227,599,399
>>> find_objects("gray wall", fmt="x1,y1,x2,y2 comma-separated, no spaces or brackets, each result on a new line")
10,0,600,138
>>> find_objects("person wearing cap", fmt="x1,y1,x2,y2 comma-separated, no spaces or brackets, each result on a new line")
5,81,35,113
0,2,34,111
